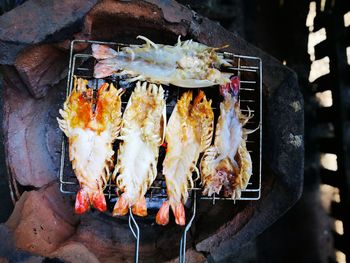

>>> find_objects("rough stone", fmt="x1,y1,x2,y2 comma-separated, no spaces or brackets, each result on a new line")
79,0,188,43
0,224,42,262
14,44,68,98
2,66,64,187
145,0,192,24
5,183,78,256
165,248,206,263
50,242,100,263
0,0,98,65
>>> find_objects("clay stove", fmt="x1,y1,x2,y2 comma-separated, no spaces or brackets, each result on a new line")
0,0,304,262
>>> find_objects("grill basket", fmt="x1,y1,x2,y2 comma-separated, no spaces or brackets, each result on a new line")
59,39,263,263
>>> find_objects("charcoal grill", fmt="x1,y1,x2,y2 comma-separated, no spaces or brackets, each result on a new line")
58,39,262,263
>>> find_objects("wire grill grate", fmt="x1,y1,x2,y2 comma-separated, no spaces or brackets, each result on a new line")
59,39,262,205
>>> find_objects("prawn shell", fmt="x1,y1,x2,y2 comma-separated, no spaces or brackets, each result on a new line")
92,36,232,88
113,82,166,212
57,78,123,213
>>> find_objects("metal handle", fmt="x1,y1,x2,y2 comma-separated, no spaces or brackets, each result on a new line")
129,208,140,263
179,190,197,263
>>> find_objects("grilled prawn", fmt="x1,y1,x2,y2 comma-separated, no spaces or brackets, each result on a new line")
92,36,232,88
112,82,166,217
57,78,123,214
200,77,253,199
156,91,214,226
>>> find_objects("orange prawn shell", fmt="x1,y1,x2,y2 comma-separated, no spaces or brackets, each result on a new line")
157,90,214,225
57,78,124,214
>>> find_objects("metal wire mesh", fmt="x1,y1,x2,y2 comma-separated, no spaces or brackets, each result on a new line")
59,39,262,205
